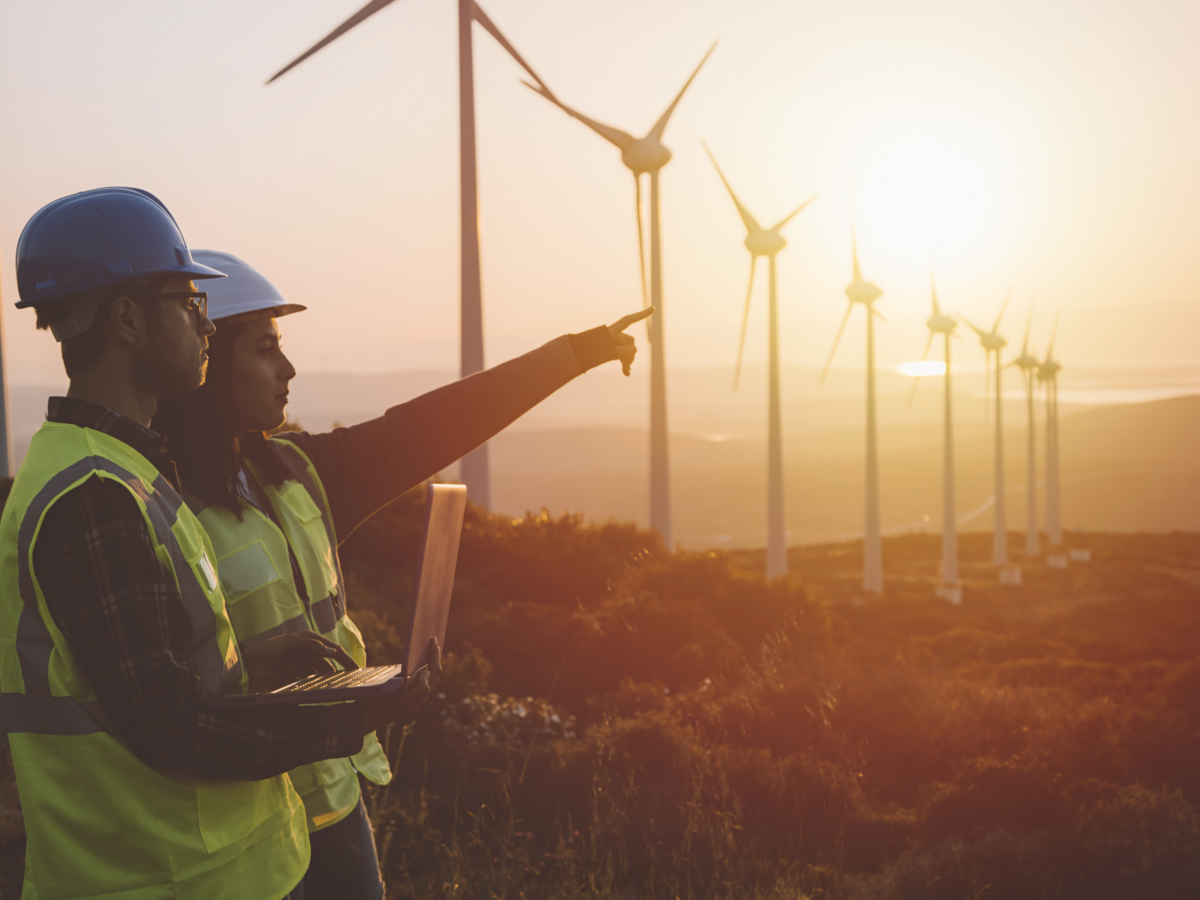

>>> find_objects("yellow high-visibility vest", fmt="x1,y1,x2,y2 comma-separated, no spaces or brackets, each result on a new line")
0,421,308,900
193,438,391,833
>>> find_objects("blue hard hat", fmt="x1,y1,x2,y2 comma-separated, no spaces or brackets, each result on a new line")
191,250,306,322
14,187,226,309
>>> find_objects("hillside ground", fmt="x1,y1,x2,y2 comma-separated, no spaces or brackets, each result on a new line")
1,484,1198,898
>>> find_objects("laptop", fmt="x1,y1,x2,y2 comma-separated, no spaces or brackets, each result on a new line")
203,483,467,706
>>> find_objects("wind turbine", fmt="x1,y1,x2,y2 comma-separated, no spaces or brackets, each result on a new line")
1038,315,1065,564
267,0,553,510
704,143,815,579
525,44,716,549
819,199,885,594
962,290,1017,577
912,272,961,603
1011,303,1040,557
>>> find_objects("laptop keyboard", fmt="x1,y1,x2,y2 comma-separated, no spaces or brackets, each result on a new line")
273,664,405,694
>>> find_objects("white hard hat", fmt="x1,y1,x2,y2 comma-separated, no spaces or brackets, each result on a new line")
191,250,306,323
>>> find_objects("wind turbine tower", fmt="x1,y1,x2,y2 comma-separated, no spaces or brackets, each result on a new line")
526,45,716,548
1011,305,1040,557
267,0,554,510
704,144,815,579
820,201,885,594
963,291,1020,582
914,274,961,603
1038,316,1065,566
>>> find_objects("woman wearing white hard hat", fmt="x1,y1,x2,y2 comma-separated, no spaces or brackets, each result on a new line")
153,250,649,898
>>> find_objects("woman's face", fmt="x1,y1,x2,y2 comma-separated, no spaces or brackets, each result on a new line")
228,316,297,434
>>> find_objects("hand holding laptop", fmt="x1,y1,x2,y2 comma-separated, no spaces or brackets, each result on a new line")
359,637,442,734
242,630,361,693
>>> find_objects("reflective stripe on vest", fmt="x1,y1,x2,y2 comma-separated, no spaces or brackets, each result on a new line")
6,456,240,736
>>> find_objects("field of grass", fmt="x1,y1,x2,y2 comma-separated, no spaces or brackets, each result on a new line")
2,483,1200,898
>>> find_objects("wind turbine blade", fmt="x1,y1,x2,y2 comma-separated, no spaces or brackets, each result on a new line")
992,286,1013,333
1046,310,1060,359
849,178,863,281
634,175,650,335
771,194,817,232
906,333,935,409
701,141,761,234
733,257,758,391
521,81,636,150
906,376,922,410
961,316,988,339
872,308,888,323
472,3,551,94
647,41,717,141
818,304,854,385
929,267,941,315
267,0,399,83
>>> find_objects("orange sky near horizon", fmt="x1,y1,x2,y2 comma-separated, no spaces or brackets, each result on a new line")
1,0,1197,386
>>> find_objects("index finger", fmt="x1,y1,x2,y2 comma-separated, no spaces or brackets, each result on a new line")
611,306,655,332
305,633,360,671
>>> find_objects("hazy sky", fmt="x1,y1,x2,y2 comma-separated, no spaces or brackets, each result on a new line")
2,0,1197,385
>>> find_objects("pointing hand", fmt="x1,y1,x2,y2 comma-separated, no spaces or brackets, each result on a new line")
608,307,655,376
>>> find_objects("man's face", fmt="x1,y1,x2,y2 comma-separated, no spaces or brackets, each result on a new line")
130,277,216,395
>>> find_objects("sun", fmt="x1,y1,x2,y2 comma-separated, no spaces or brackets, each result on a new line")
897,360,946,377
847,106,1022,278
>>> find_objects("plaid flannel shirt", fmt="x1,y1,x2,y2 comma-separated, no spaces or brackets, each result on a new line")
32,397,365,781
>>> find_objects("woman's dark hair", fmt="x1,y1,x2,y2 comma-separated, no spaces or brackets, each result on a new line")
152,319,292,517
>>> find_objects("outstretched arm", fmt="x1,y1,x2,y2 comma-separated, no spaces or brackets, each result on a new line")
283,310,653,541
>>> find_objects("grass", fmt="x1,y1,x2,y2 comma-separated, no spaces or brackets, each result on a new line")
2,482,1199,898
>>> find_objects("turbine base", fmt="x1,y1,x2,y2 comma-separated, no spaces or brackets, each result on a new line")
1069,549,1092,562
1047,555,1068,570
935,584,962,605
999,567,1022,586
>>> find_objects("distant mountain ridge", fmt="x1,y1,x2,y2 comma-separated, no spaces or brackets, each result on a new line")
8,379,1197,550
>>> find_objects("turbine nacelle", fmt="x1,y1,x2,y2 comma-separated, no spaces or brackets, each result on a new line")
745,229,787,257
1013,352,1040,371
927,313,957,335
979,333,1008,352
621,138,672,175
1038,359,1062,381
846,279,882,306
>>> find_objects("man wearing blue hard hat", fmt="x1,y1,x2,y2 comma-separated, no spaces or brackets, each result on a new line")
0,187,437,900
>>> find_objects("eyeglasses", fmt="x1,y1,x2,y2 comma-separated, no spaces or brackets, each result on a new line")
152,291,209,322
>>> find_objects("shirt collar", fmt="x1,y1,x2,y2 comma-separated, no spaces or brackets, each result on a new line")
46,396,179,487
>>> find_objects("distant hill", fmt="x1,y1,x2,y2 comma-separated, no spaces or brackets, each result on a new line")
485,395,1200,547
7,374,1197,550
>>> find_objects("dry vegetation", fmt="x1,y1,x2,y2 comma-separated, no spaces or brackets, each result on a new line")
2,480,1200,898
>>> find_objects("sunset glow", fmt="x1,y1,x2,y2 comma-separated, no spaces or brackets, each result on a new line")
848,106,1022,277
897,360,947,377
